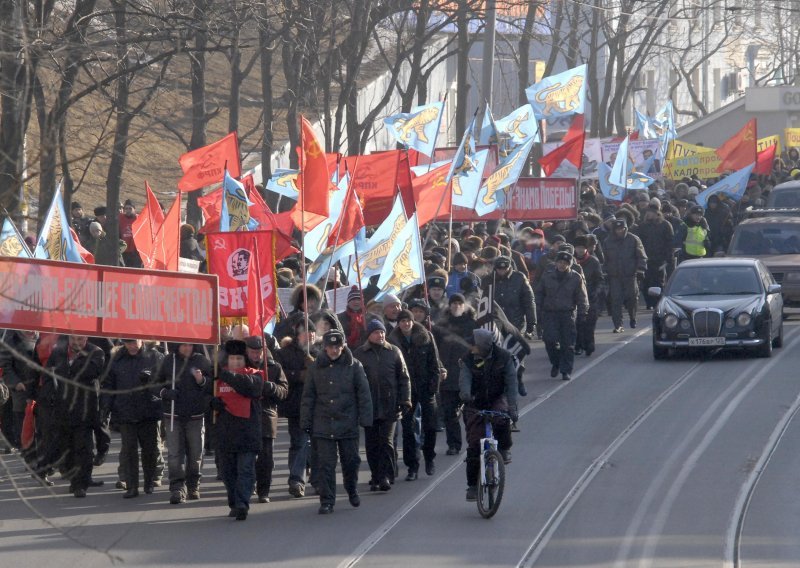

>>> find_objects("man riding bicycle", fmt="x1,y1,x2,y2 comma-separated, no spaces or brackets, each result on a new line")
459,328,517,502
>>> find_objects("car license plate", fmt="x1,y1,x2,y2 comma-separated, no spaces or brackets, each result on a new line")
688,337,726,347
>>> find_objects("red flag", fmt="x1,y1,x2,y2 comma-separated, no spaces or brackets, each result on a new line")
150,193,180,271
69,227,94,264
206,230,278,317
343,150,404,225
132,182,166,267
247,235,276,332
178,132,241,192
716,119,757,173
412,163,451,226
328,185,365,247
754,143,777,176
290,117,332,229
539,131,585,176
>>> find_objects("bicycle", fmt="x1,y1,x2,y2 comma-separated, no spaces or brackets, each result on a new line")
472,409,509,518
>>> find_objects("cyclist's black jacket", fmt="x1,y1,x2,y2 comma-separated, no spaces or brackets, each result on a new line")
459,344,516,410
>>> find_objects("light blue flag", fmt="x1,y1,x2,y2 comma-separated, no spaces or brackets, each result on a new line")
452,148,489,208
479,105,513,157
303,173,350,262
383,101,444,157
375,213,423,301
34,185,84,263
350,195,407,283
608,136,653,190
494,104,540,146
597,162,624,201
220,170,258,232
265,168,299,201
0,217,32,257
447,115,477,183
474,138,534,216
410,159,451,177
695,163,755,208
306,233,358,286
526,64,587,120
635,110,658,139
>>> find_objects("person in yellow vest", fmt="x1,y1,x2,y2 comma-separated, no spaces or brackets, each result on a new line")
679,205,710,263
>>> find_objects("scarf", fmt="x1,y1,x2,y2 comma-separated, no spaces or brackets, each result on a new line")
346,308,364,346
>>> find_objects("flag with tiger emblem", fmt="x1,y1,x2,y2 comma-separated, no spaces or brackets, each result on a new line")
384,102,444,157
34,185,84,263
220,170,259,232
374,212,423,301
0,217,31,258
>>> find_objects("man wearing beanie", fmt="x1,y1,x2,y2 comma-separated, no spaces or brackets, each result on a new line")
426,276,448,321
354,319,411,491
338,286,368,348
301,330,372,514
446,252,480,297
381,293,403,332
535,251,588,381
388,309,442,480
212,340,264,520
485,256,537,340
459,329,516,501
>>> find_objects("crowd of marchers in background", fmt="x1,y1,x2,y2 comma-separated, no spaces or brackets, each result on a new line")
1,154,793,518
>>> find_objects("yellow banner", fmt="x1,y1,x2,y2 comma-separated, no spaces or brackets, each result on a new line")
664,139,721,179
784,128,800,148
757,135,781,154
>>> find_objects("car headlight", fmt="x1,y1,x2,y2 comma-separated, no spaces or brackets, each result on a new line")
664,314,679,328
725,318,735,329
736,313,752,327
680,319,691,330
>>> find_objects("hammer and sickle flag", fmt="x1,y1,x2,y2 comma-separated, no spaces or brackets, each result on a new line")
716,119,757,173
291,116,333,231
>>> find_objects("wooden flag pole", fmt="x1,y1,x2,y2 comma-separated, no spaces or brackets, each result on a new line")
351,236,368,332
299,118,311,356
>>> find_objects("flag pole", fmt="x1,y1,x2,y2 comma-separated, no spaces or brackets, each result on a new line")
299,117,310,357
252,235,268,365
352,236,368,333
323,157,360,308
169,342,176,432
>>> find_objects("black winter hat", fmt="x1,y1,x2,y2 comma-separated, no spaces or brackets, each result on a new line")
612,219,627,229
427,276,446,289
449,293,466,305
323,330,344,346
224,340,247,358
408,299,430,314
556,251,573,263
452,252,468,266
397,309,414,322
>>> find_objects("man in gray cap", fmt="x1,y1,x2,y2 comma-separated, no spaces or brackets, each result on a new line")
354,319,411,491
382,294,403,333
301,329,372,514
535,251,588,381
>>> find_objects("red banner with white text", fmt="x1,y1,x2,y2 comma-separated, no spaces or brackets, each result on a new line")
205,231,276,318
0,257,219,343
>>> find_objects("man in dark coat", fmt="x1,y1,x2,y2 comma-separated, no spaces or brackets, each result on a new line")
388,310,442,480
301,330,373,514
39,335,105,497
245,335,289,503
338,286,369,349
158,342,213,504
484,256,537,338
459,329,516,501
212,340,264,521
353,319,411,491
103,339,165,498
603,219,647,332
435,294,477,454
0,330,38,449
573,237,603,356
275,319,319,497
633,205,674,310
535,251,589,381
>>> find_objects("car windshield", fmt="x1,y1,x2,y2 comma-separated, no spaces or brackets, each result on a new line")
668,266,762,296
729,225,800,255
771,191,800,208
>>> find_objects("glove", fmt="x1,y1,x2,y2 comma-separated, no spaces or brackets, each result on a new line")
509,409,519,423
138,370,152,384
524,331,534,341
209,397,226,412
160,388,178,401
399,401,413,415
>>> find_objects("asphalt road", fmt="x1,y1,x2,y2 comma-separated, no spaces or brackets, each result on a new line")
3,317,800,568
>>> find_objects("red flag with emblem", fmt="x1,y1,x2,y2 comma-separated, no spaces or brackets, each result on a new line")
178,132,241,192
412,163,451,226
328,184,366,247
149,193,180,271
132,181,165,267
716,119,757,173
290,117,332,230
247,234,276,332
754,143,777,176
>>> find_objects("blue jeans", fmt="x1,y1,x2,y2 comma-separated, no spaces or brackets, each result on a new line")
220,451,256,511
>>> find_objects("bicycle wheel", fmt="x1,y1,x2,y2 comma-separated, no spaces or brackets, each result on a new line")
477,448,505,518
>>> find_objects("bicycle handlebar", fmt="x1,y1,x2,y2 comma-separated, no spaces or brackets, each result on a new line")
467,408,512,420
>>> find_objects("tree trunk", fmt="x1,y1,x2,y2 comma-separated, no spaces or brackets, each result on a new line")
455,0,469,139
186,0,208,228
518,1,537,106
259,24,277,209
228,0,241,135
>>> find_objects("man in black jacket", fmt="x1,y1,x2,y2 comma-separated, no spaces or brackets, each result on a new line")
0,330,38,449
603,219,647,332
213,340,264,521
573,237,603,356
535,251,589,381
39,335,105,497
301,330,373,514
459,329,516,501
245,335,289,504
484,256,537,338
104,339,165,498
633,206,674,309
388,310,442,480
158,342,213,504
353,319,411,491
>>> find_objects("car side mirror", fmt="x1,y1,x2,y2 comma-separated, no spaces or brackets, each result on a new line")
647,287,662,298
767,284,782,294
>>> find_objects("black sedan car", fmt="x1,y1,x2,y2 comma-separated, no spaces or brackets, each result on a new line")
650,258,784,359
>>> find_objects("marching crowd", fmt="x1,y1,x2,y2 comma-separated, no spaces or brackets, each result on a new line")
0,162,790,520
